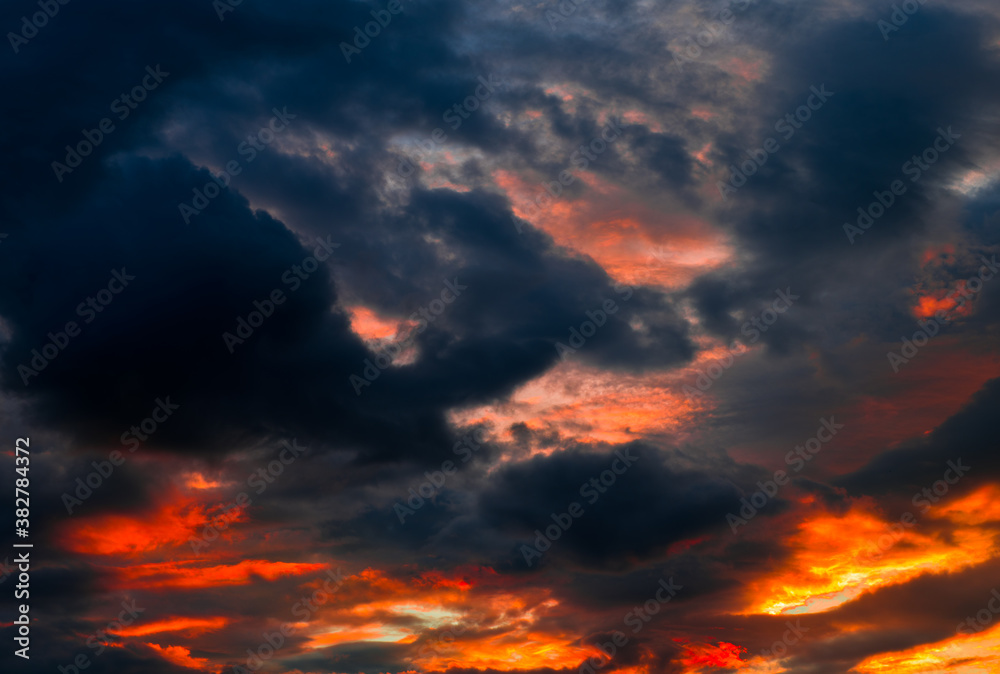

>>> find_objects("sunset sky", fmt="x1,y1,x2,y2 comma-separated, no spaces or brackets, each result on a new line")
2,0,1000,673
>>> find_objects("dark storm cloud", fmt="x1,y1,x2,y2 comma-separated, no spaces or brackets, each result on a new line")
284,641,413,674
319,438,756,571
1,0,700,467
1,0,999,671
477,444,742,568
838,376,1000,498
382,189,695,369
686,8,1000,351
670,9,1000,493
964,182,1000,248
1,155,375,450
627,129,695,189
960,183,1000,330
0,152,695,467
0,0,497,229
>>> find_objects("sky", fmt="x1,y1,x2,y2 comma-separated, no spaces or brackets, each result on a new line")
1,0,1000,673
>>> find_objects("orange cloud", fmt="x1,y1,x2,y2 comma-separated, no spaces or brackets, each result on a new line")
678,640,749,670
346,304,406,341
411,621,603,672
59,494,206,557
931,484,1000,526
116,559,328,589
110,616,230,637
852,622,1000,673
449,360,712,450
146,643,215,670
181,472,225,490
741,502,999,616
495,168,733,291
912,293,960,319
